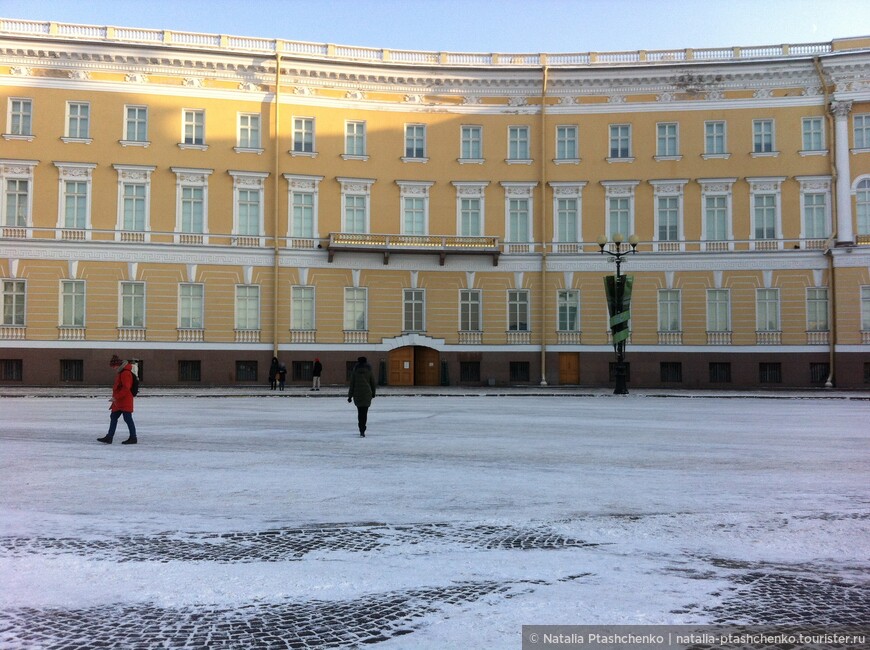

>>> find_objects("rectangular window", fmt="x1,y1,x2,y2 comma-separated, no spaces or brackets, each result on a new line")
292,360,313,382
3,280,26,326
855,114,870,149
609,124,631,158
291,286,315,330
181,187,204,234
179,283,204,329
235,285,260,330
61,280,85,327
707,289,730,332
345,121,366,156
122,183,146,231
60,359,84,383
344,194,367,233
508,198,530,242
660,362,683,383
556,125,578,160
508,126,530,160
405,124,426,158
235,360,258,382
5,179,29,227
804,193,828,239
509,361,530,382
754,194,777,240
63,181,88,229
237,189,260,236
67,102,90,139
709,362,731,383
461,125,482,160
704,121,726,155
238,113,261,149
810,362,830,384
756,288,780,332
557,289,580,332
183,110,205,145
459,361,481,383
125,105,148,142
508,289,530,331
753,119,774,153
460,289,481,331
9,98,33,136
657,196,679,241
862,286,870,331
759,362,782,383
555,198,578,242
1,359,23,381
292,192,315,238
293,117,315,153
802,117,824,151
121,282,145,328
403,196,426,235
403,289,425,332
656,122,678,156
459,198,482,237
806,288,829,332
704,195,728,241
344,287,367,331
658,289,681,332
609,197,631,238
178,360,201,382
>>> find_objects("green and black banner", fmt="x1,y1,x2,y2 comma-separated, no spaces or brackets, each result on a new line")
604,274,633,345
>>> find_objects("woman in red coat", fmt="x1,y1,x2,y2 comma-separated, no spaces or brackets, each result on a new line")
97,355,137,445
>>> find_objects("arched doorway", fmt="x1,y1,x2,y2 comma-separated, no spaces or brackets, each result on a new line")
388,346,440,386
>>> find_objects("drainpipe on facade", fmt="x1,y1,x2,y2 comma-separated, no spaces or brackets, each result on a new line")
539,64,549,386
814,56,837,388
273,50,282,358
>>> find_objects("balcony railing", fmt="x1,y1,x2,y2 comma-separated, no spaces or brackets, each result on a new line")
658,331,683,345
806,330,830,345
459,331,483,345
327,232,500,266
118,327,146,342
0,326,26,339
58,326,86,341
556,331,582,344
506,330,531,345
344,330,368,344
177,328,204,342
290,329,316,343
707,331,732,345
756,331,782,345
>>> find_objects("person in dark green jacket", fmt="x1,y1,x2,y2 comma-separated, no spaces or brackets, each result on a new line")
347,356,376,437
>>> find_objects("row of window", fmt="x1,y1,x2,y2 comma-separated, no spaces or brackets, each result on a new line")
6,97,870,159
5,279,867,334
5,163,869,241
3,358,864,386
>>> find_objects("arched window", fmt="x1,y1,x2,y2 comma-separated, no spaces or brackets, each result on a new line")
857,178,870,235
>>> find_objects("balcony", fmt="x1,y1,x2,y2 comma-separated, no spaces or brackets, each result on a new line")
58,326,86,341
506,330,531,344
327,232,500,266
234,329,261,343
290,329,316,343
177,328,204,342
658,331,683,345
756,330,782,345
118,327,146,342
459,330,483,345
344,330,368,344
0,326,26,340
806,330,830,345
706,331,732,345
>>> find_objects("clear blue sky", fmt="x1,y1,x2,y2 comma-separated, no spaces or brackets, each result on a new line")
1,0,868,53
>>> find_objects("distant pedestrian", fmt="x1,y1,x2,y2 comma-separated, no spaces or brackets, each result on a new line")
269,356,279,390
311,357,323,391
97,355,138,445
277,362,287,391
347,356,376,437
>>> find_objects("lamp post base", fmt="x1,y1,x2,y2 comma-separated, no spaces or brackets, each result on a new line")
613,361,629,395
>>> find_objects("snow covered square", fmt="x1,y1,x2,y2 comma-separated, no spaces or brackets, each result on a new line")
1,388,869,648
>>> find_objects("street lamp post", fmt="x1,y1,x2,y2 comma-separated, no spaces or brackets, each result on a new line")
597,233,639,394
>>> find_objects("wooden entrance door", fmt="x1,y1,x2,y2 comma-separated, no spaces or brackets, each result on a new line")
558,352,580,385
388,347,414,386
414,347,440,386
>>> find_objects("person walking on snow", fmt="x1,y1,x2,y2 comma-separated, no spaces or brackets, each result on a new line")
347,356,376,437
268,356,279,390
97,355,137,445
311,357,323,391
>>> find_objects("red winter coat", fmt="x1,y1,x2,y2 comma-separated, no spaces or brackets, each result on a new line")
111,363,135,413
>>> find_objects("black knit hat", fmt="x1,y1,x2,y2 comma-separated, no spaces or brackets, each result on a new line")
358,356,367,363
110,355,122,367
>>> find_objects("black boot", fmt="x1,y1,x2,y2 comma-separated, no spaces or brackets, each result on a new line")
97,436,113,444
121,437,137,445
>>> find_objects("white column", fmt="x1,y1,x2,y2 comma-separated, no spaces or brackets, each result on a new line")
832,101,854,244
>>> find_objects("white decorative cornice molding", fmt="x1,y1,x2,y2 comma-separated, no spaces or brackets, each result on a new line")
53,162,97,179
182,77,204,88
238,81,259,92
601,180,640,196
293,86,314,96
452,181,489,197
336,177,375,194
112,164,156,181
698,178,738,193
507,96,527,106
68,70,90,80
500,181,537,198
228,170,269,188
0,159,39,176
549,181,587,198
284,174,324,191
746,176,787,192
404,93,424,103
10,66,31,76
346,89,366,100
795,175,832,192
171,167,214,185
649,179,689,195
396,180,435,196
125,72,148,84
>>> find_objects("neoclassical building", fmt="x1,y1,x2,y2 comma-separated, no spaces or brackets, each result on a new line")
1,19,869,388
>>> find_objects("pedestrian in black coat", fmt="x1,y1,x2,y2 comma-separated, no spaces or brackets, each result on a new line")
347,356,376,437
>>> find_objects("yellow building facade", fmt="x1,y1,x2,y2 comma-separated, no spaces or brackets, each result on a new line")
1,20,869,388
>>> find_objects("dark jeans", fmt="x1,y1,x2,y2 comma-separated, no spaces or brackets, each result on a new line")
107,410,136,439
356,406,369,433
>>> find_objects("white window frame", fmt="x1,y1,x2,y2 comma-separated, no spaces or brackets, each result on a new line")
555,125,579,163
344,121,367,159
557,289,580,332
752,119,777,156
291,285,315,331
403,124,427,161
172,167,212,243
706,289,731,333
120,281,145,329
229,171,268,244
608,124,633,161
501,182,536,244
748,177,785,249
54,162,96,239
658,289,681,332
344,287,368,331
703,121,728,158
235,285,260,331
698,178,736,250
0,160,37,233
549,182,586,244
180,109,206,149
601,181,639,240
113,165,155,241
60,279,86,328
854,114,870,150
64,101,91,142
756,288,781,332
397,181,433,236
806,287,829,333
861,286,870,332
856,177,870,236
178,283,204,330
797,176,832,242
460,288,482,332
285,174,323,242
460,125,483,163
655,122,680,160
122,105,149,146
403,288,426,333
5,98,33,140
507,125,531,163
292,116,316,156
650,180,687,250
453,182,488,237
507,289,530,332
338,177,374,234
2,279,26,326
236,113,262,152
801,116,826,154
